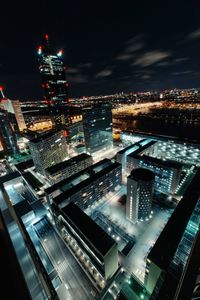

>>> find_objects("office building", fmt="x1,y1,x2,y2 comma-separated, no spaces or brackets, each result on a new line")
37,34,68,105
116,139,156,171
46,159,121,210
29,130,68,175
126,168,155,223
58,202,118,288
0,109,19,155
82,103,113,153
145,169,200,299
45,153,93,184
0,99,27,132
127,154,182,195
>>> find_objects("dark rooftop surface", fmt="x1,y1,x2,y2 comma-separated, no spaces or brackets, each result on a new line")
15,159,34,173
0,171,21,184
61,202,116,257
22,171,43,191
129,168,155,181
45,153,92,175
13,200,33,218
117,139,146,155
132,154,183,169
29,129,62,144
148,168,200,270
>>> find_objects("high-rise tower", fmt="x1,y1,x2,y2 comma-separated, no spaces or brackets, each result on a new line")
37,34,68,105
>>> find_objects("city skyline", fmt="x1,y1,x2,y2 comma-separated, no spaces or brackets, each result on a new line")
1,1,200,99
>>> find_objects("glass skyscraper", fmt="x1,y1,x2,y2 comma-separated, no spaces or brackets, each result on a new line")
0,109,19,155
37,34,68,105
82,103,113,153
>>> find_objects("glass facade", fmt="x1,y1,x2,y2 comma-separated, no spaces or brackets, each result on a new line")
0,109,19,155
82,103,113,153
38,35,68,105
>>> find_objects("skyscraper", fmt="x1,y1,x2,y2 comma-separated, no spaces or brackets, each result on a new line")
29,130,68,175
0,109,19,155
126,168,155,223
0,99,26,132
37,34,68,105
82,103,113,153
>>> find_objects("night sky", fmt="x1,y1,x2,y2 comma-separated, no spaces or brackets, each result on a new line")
1,1,200,99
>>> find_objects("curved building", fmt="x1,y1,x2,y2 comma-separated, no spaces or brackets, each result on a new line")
126,168,155,223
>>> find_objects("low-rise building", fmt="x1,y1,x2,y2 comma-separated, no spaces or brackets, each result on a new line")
45,153,93,184
58,202,118,289
46,159,121,210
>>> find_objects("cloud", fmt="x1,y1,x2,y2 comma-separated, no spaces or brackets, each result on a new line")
125,42,144,53
115,35,144,61
95,69,112,78
115,53,133,61
67,67,80,74
186,29,200,40
133,50,171,67
67,74,88,83
140,74,151,79
78,62,93,68
125,34,144,45
174,57,190,63
156,61,170,67
172,70,193,76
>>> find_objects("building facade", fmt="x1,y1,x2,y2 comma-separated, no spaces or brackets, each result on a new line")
126,168,155,223
0,99,27,132
58,202,118,289
82,103,113,153
46,159,121,210
29,130,68,175
0,109,19,155
37,34,68,105
127,154,182,195
45,153,93,184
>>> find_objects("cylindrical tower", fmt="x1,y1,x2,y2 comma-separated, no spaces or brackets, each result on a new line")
126,168,155,223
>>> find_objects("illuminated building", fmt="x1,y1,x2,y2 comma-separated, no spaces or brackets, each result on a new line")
127,154,182,195
0,99,26,132
126,168,154,223
29,130,68,175
145,169,200,299
37,34,68,105
82,103,113,153
46,159,121,210
58,202,118,288
0,109,19,155
45,153,93,184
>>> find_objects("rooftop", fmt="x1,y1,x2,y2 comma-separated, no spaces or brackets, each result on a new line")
29,129,63,144
45,153,92,175
61,202,116,257
45,158,111,195
129,168,155,182
148,168,200,270
128,140,157,157
53,161,120,205
0,171,21,184
15,159,34,173
137,154,183,169
22,172,43,191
